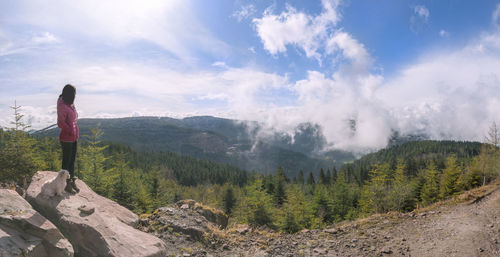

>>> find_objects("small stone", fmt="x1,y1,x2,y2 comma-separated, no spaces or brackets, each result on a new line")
488,224,494,228
370,246,376,251
479,248,484,252
325,228,338,234
181,204,189,209
183,254,191,257
78,204,95,215
381,247,392,254
301,229,310,233
223,244,230,250
351,238,358,243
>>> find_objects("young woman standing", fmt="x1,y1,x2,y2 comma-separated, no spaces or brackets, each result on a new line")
57,84,80,193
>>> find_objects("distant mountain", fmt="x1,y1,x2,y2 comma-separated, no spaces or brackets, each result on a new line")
34,116,356,178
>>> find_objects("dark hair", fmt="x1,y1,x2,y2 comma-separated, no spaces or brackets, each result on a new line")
60,84,76,105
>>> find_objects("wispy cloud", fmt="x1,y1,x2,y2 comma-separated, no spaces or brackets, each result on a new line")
493,4,500,26
232,4,257,22
0,0,228,61
439,29,450,38
410,5,430,33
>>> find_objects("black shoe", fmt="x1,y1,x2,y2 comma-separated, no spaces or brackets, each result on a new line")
70,177,80,193
65,179,75,194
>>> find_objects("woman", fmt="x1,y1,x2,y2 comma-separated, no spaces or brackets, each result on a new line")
57,84,80,193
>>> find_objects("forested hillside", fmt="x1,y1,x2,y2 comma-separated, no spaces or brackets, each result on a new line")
34,116,355,178
3,116,499,233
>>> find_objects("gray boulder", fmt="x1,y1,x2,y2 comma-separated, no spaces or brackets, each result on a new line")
0,189,73,257
26,171,167,257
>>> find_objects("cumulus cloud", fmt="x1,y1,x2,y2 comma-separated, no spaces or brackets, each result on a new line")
253,0,340,62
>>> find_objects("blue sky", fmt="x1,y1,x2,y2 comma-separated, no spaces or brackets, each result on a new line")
1,0,500,151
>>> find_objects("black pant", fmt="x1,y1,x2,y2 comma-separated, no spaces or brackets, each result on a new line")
61,141,77,178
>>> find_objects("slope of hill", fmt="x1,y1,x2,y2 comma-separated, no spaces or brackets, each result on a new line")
34,116,355,178
339,140,483,184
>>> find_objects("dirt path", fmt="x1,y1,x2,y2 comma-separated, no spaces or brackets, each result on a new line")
225,185,500,256
403,187,500,257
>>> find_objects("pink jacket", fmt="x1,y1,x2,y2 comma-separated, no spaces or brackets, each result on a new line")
57,97,79,142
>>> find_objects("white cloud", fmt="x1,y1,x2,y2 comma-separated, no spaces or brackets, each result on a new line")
410,5,430,33
212,61,228,68
493,4,500,25
0,31,60,56
0,0,228,61
0,60,289,129
253,0,340,62
232,4,257,22
326,31,372,74
414,5,430,21
378,32,500,141
439,29,449,38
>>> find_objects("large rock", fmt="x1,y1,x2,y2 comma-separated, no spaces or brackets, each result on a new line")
0,189,73,257
142,200,228,242
26,171,167,257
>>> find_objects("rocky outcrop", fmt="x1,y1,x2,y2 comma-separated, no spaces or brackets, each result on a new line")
26,171,167,257
138,200,229,256
144,199,227,242
0,189,73,257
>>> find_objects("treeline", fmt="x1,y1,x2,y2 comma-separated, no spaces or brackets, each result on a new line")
338,140,483,186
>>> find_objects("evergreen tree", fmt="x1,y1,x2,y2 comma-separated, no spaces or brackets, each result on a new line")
242,178,274,227
0,102,41,183
318,168,326,185
297,170,304,184
110,152,135,210
325,168,332,185
312,185,331,224
273,167,287,207
80,128,110,196
359,163,391,214
389,160,414,211
222,185,236,215
307,171,315,185
331,173,354,221
440,154,461,199
421,161,440,205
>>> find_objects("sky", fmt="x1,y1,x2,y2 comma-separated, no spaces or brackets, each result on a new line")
1,0,500,152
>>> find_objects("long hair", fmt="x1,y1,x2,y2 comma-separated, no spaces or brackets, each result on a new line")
60,84,76,105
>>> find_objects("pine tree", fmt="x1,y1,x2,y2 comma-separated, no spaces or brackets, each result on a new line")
110,152,135,210
307,171,315,185
318,168,326,185
273,167,287,207
222,185,236,215
0,102,41,183
421,161,440,205
359,163,391,214
80,128,110,196
325,168,332,185
440,154,461,199
297,170,304,184
389,160,414,211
